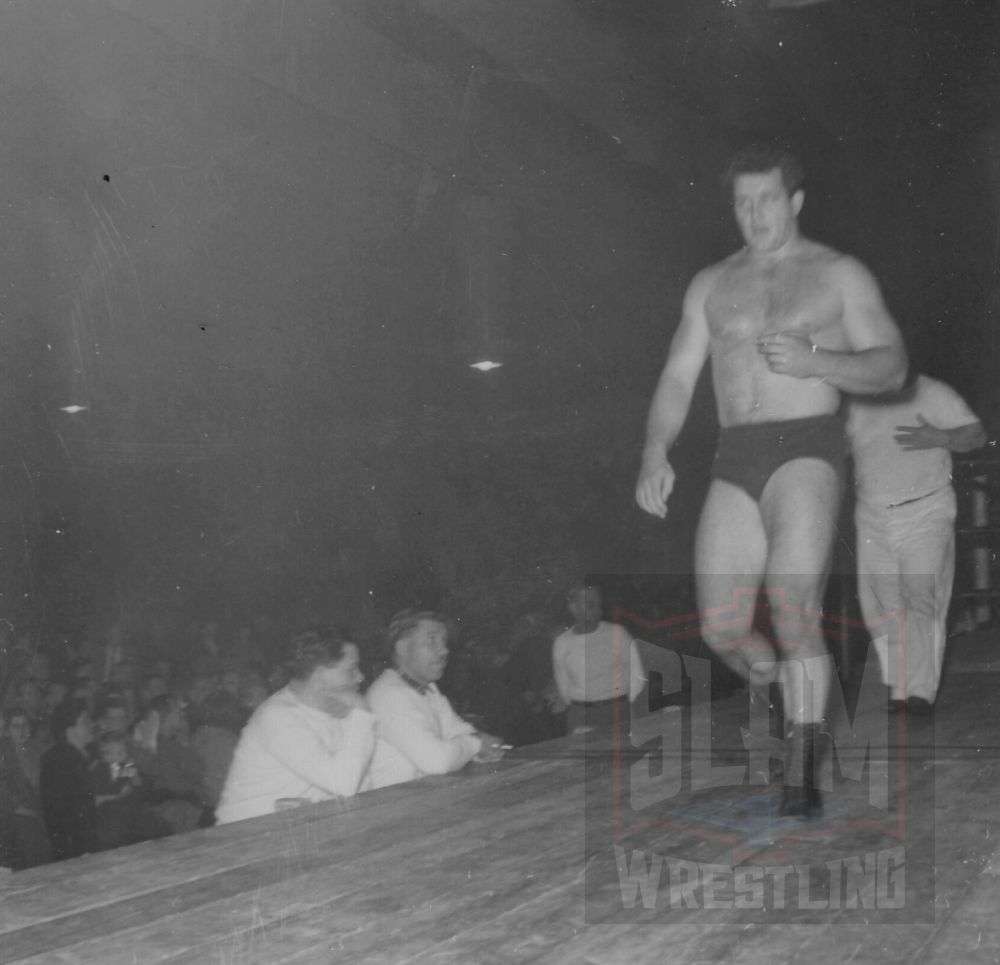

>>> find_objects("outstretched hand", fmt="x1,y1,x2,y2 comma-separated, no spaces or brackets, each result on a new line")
756,330,818,378
894,415,947,450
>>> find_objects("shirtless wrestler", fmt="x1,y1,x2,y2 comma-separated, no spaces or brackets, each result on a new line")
635,144,908,816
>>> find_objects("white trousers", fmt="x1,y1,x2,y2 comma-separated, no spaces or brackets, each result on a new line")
855,485,956,702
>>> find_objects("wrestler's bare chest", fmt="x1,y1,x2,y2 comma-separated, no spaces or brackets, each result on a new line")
705,256,842,348
704,252,845,421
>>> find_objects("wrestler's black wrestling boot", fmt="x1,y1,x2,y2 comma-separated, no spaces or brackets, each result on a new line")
779,722,825,819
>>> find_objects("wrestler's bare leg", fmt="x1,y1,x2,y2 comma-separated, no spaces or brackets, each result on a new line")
758,457,842,725
695,479,780,686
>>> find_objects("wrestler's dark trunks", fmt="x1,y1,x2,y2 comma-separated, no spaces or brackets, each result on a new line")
711,413,846,503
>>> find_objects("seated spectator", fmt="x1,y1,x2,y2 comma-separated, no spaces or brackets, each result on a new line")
44,680,70,717
183,670,220,730
40,699,99,860
0,708,52,868
137,673,168,715
552,582,646,736
367,611,506,789
88,735,168,849
191,691,244,816
132,695,208,833
70,677,97,715
11,678,45,734
216,628,378,824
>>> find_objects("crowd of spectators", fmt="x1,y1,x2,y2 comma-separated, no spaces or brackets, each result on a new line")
0,584,650,870
0,642,277,870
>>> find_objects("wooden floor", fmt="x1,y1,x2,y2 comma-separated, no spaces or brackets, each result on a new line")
2,626,999,964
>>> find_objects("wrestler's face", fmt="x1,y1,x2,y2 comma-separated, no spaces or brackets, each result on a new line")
733,168,803,254
397,620,449,686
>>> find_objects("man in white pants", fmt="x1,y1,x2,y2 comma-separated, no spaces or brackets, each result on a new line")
847,373,986,713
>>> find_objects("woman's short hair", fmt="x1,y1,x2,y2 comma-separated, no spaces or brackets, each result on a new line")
287,626,354,681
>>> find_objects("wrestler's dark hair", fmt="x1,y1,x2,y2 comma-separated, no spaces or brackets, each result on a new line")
384,609,447,663
50,698,90,743
286,625,355,681
722,143,805,197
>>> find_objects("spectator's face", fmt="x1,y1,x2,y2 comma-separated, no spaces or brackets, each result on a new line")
73,711,95,746
73,679,96,706
143,676,167,702
7,714,30,745
314,643,364,698
398,620,449,685
100,706,130,738
46,682,68,710
568,588,602,626
159,703,184,738
101,740,127,766
221,670,241,696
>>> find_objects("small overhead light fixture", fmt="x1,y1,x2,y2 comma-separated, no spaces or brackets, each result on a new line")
59,405,88,414
469,360,503,372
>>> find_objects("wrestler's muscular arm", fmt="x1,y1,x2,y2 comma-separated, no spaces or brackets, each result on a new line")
635,269,714,518
758,256,908,394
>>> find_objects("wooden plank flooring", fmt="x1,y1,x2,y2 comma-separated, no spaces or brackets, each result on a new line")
2,626,998,963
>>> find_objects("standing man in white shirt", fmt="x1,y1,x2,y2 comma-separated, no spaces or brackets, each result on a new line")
216,628,379,824
367,611,507,789
552,582,646,735
847,372,986,714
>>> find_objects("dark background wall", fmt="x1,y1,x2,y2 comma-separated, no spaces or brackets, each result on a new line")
0,0,995,654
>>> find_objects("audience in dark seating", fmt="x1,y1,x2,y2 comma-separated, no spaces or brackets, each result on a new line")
0,708,52,869
3,595,589,867
89,734,169,849
191,691,244,816
132,695,209,832
40,699,99,861
500,613,566,746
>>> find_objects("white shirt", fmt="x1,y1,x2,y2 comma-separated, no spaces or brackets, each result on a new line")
847,375,979,507
215,687,378,824
552,620,646,704
366,669,482,788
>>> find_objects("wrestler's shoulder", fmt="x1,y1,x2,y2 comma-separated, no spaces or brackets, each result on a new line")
804,242,876,282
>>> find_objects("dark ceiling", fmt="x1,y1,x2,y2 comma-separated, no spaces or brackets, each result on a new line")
0,0,995,649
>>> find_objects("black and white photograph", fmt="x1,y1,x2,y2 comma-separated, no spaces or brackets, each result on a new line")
0,0,997,961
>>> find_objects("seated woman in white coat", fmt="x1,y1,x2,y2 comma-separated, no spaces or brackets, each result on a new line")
215,628,378,824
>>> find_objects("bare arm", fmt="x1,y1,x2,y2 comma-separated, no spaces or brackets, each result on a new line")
635,271,713,517
758,257,908,394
